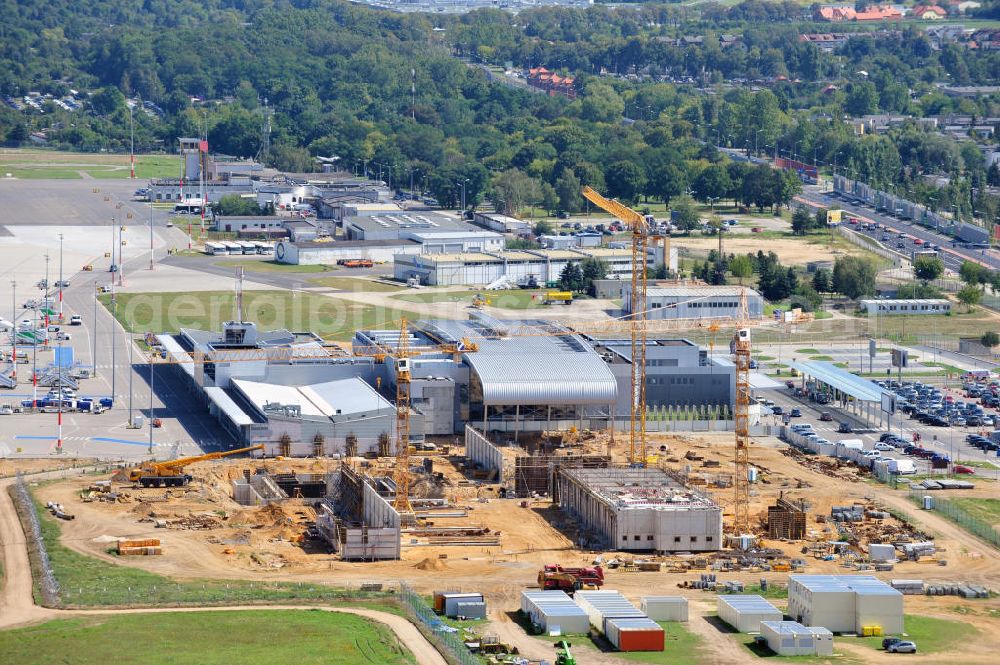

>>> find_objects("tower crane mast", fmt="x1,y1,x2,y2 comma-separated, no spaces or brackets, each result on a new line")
580,186,651,466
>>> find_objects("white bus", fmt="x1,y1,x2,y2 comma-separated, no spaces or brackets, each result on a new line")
204,242,227,256
254,241,274,255
220,241,242,254
237,241,257,255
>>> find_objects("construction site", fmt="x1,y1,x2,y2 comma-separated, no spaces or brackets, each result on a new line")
14,186,1000,665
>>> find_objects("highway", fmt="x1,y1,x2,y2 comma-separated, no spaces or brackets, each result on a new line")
797,186,1000,272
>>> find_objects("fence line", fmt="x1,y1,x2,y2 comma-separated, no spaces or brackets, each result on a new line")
909,491,1000,548
400,584,479,665
12,473,60,605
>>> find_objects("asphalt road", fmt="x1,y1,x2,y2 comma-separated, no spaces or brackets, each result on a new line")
799,186,1000,272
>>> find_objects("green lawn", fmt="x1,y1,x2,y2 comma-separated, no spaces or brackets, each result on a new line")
0,611,415,665
808,355,835,362
947,498,1000,527
15,489,399,608
856,615,977,653
309,277,405,292
795,348,821,355
100,290,427,341
393,289,545,309
215,259,335,274
612,622,708,665
0,151,180,180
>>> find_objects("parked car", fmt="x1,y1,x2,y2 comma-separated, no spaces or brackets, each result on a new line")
882,637,903,650
69,315,82,325
55,280,70,288
953,465,975,475
887,641,917,654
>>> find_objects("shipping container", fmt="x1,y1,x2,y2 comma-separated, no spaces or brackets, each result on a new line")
520,590,590,635
641,596,688,622
433,590,460,613
605,617,665,652
574,590,645,632
454,601,487,620
443,592,483,617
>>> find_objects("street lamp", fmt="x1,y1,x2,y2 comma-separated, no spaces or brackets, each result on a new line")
456,178,469,211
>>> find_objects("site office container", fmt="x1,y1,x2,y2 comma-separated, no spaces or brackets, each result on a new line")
574,590,644,631
641,596,688,622
605,617,665,652
443,593,483,617
520,590,590,634
717,595,782,633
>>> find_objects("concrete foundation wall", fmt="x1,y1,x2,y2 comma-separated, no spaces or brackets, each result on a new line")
465,426,503,477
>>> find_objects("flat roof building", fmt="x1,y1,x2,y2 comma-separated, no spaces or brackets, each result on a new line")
858,299,951,315
717,595,783,632
624,284,765,321
788,575,903,635
344,212,471,240
588,337,736,412
557,467,722,552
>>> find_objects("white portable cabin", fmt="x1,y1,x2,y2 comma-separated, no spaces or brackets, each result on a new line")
641,596,688,622
441,592,484,617
573,590,645,633
760,621,833,656
520,590,590,635
717,595,782,633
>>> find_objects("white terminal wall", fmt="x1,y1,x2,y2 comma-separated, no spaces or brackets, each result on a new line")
615,505,723,552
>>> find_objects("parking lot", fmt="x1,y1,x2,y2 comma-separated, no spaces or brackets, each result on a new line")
757,375,1000,476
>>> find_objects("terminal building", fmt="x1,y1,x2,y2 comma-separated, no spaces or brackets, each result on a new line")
557,467,723,552
587,337,736,411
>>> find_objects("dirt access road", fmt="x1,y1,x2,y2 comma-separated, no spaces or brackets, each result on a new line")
0,472,446,665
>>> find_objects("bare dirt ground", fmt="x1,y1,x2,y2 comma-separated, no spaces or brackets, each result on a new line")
24,431,1000,665
0,458,97,477
679,235,860,266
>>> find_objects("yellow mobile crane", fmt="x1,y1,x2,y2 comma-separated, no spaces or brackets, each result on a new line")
126,444,264,487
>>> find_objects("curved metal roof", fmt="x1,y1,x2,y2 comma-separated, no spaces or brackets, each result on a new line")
466,351,617,405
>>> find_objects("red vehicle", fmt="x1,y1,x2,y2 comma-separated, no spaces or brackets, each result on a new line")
953,465,975,474
914,238,924,246
338,259,374,268
538,564,604,592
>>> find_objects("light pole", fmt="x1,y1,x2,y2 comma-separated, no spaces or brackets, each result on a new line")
129,104,136,179
456,179,469,211
92,280,98,378
148,352,154,454
149,196,154,271
708,196,719,211
10,280,15,380
128,332,133,425
57,233,64,322
43,254,50,328
754,129,764,157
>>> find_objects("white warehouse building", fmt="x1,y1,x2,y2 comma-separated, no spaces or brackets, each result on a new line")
624,284,765,320
787,575,904,635
395,246,668,287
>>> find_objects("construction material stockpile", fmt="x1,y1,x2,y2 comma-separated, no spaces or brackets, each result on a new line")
117,538,162,556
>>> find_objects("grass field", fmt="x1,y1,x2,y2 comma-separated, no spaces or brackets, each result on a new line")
947,498,1000,527
393,289,544,309
0,149,180,179
856,615,976,653
214,259,335,274
612,622,707,665
0,611,416,665
100,290,425,341
310,277,405,292
17,489,399,608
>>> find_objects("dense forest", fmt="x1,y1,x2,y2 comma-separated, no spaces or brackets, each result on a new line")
0,0,996,221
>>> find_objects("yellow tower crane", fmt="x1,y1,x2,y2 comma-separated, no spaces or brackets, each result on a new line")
580,186,655,466
731,288,753,537
393,318,414,515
